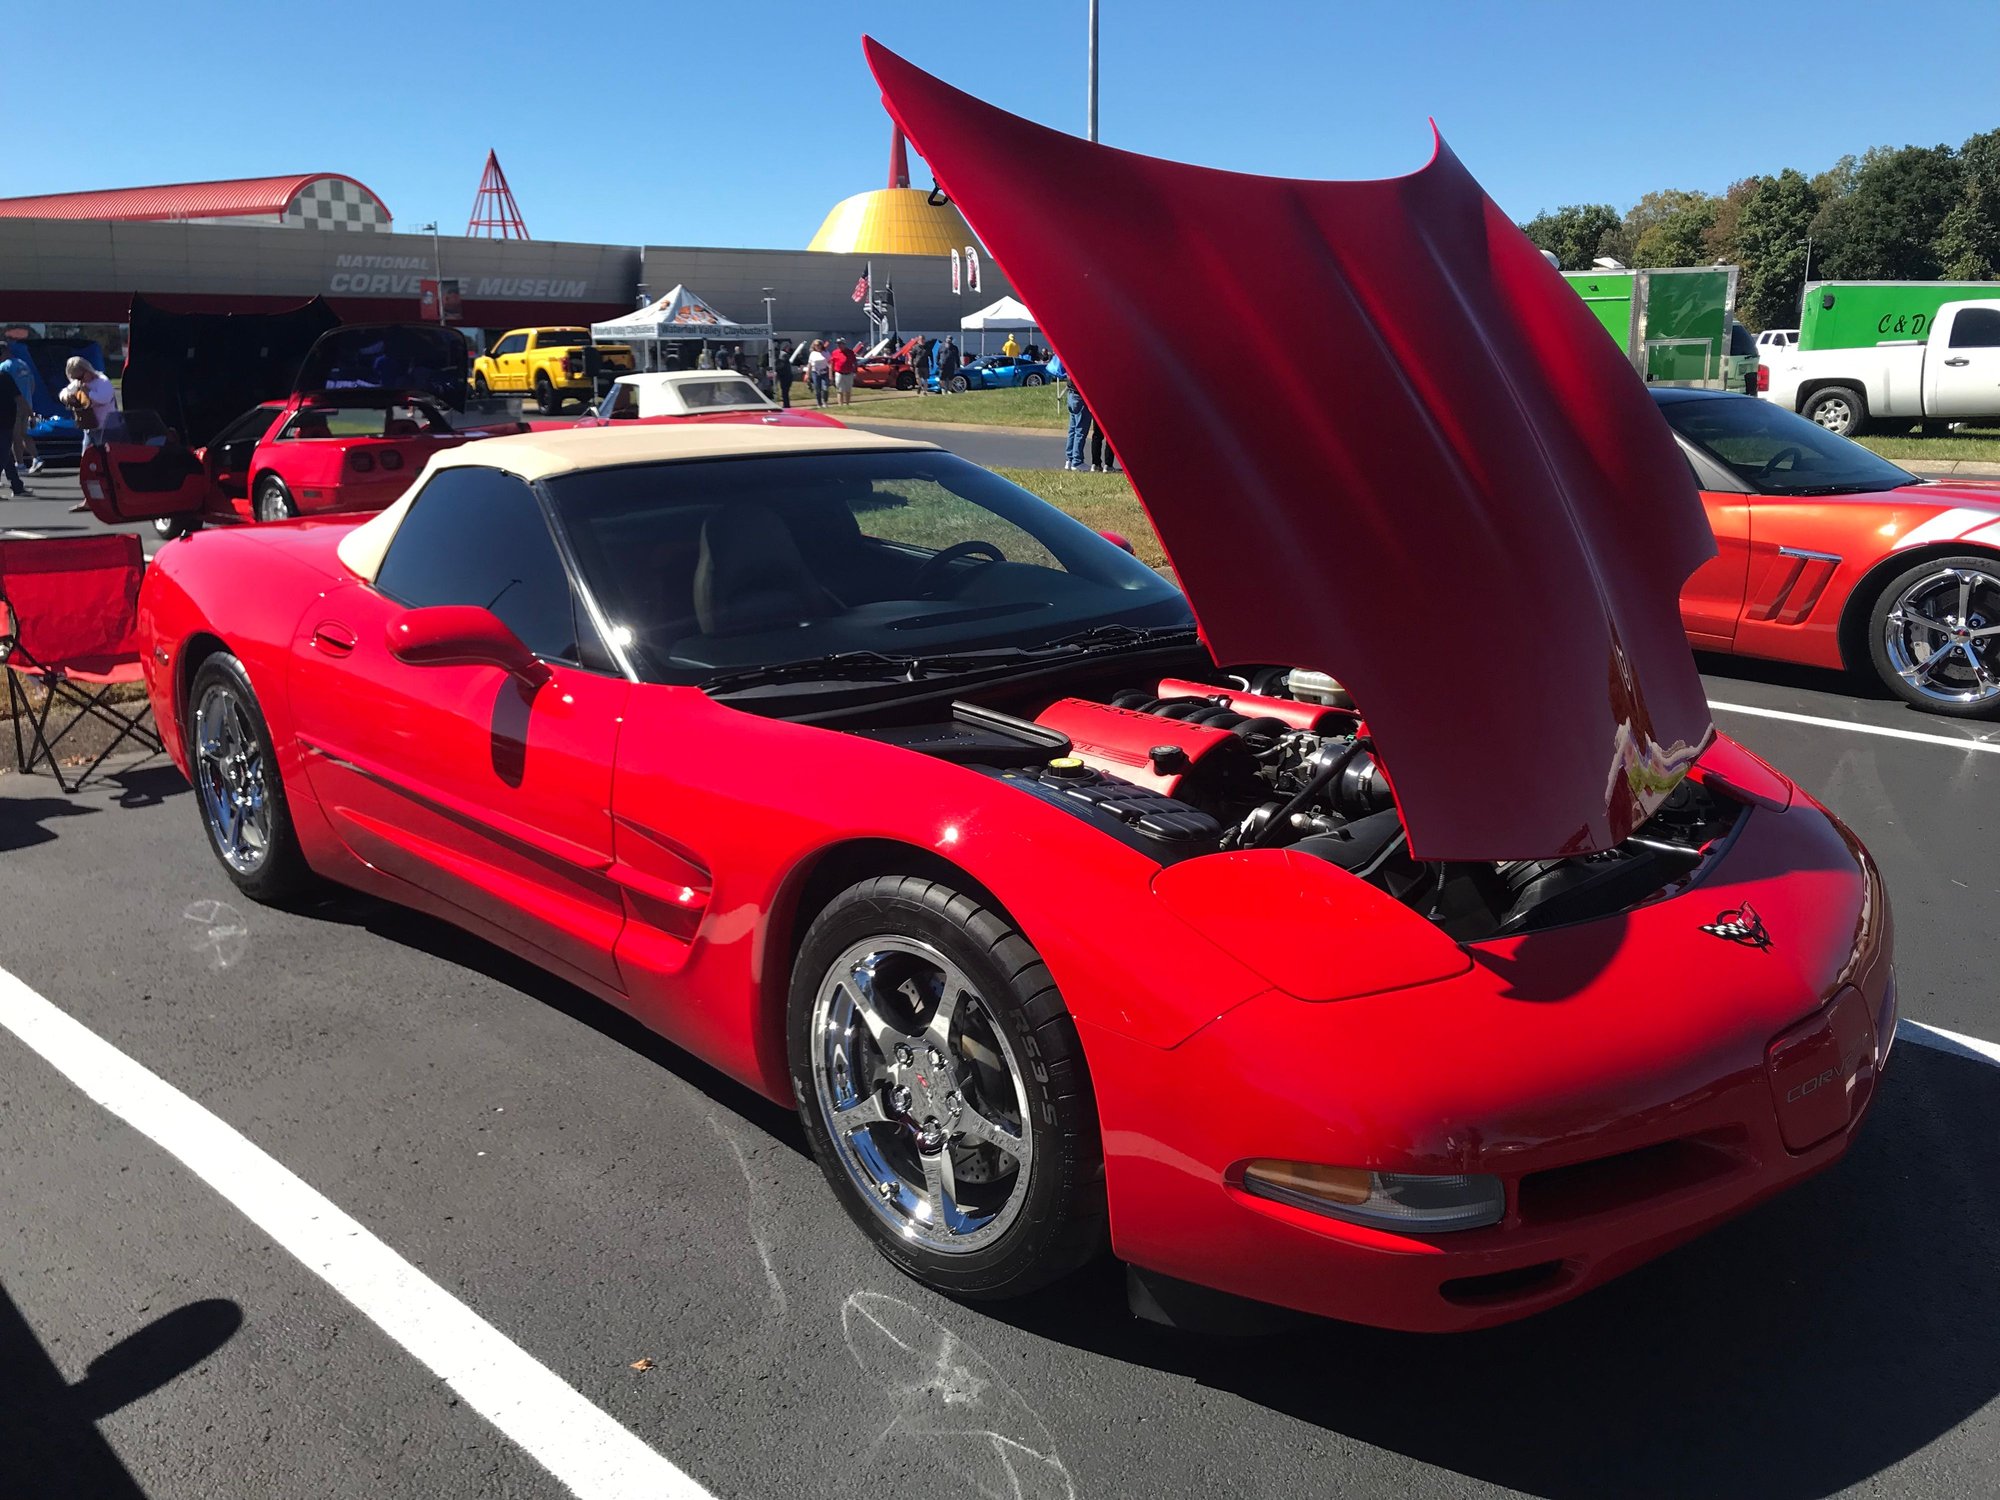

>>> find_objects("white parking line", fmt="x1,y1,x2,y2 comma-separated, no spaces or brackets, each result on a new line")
0,966,713,1500
1709,700,2000,756
1899,1018,2000,1067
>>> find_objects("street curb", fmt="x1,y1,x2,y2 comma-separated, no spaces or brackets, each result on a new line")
834,413,1063,438
1903,458,2000,477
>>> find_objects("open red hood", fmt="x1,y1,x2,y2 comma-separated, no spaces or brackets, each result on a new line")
865,39,1716,861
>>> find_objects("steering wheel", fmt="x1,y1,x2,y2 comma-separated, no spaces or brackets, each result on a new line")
913,539,1007,598
1758,446,1805,479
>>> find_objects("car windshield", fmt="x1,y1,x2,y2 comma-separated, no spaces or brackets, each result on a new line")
543,450,1190,685
1657,395,1917,495
671,377,770,410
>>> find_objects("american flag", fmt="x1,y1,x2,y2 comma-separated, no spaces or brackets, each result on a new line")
852,274,870,304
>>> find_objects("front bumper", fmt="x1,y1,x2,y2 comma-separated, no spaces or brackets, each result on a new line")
1085,791,1893,1333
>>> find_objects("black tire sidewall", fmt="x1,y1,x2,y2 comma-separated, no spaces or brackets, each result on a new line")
535,375,560,414
787,876,1105,1299
185,652,315,902
1867,553,2000,716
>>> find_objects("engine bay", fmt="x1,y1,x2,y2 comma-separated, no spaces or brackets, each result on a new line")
857,670,1744,944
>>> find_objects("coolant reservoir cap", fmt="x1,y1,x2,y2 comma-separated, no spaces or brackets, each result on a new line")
1044,756,1094,781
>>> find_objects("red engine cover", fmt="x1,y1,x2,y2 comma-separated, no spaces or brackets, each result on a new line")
1033,698,1238,795
1153,677,1349,733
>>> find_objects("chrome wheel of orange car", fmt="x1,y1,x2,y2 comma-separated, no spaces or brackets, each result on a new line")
1870,556,2000,715
789,876,1105,1297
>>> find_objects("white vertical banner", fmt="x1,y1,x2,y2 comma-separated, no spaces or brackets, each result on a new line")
965,246,982,295
950,248,962,296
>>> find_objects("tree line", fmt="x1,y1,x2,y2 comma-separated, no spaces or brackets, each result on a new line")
1518,130,2000,330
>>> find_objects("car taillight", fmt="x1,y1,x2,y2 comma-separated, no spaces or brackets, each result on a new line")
379,449,403,471
349,450,376,473
1757,365,1770,391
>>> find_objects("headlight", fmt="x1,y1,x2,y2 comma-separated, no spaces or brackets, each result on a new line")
1241,1160,1505,1233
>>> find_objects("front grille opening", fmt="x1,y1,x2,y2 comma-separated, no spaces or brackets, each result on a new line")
1516,1133,1744,1226
1440,1260,1569,1306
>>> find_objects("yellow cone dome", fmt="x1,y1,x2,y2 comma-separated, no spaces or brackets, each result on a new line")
807,186,978,256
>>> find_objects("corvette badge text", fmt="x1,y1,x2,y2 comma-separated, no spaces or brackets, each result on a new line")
327,254,590,299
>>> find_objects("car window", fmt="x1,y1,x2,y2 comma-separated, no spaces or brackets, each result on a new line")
374,467,589,664
604,384,640,420
214,406,280,446
1948,308,2000,349
1728,322,1757,356
493,333,528,357
544,450,1190,683
1656,395,1917,495
672,377,769,410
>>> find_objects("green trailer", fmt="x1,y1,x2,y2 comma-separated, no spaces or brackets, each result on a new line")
1562,265,1741,388
1798,280,2000,351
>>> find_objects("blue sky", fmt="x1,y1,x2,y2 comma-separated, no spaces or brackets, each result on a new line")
16,1,2000,247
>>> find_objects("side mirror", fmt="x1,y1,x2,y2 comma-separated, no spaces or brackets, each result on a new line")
1097,529,1136,555
386,605,546,681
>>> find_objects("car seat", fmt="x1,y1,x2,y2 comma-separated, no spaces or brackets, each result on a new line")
693,503,841,635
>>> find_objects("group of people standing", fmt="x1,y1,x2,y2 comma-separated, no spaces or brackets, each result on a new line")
0,350,118,498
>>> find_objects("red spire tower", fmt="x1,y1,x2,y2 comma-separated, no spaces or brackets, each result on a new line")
889,125,911,189
466,150,530,239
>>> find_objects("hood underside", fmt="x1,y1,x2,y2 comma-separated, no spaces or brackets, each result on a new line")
123,296,342,450
865,39,1717,861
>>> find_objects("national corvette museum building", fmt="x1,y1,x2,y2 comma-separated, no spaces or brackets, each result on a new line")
0,170,1010,356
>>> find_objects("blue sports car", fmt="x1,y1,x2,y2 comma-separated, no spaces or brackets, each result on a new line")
928,353,1051,392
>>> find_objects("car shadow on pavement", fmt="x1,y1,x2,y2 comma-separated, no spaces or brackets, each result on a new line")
996,1046,2000,1500
0,1286,242,1498
1694,649,1897,704
341,893,809,1158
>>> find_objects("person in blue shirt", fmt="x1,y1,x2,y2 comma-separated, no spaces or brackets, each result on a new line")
0,346,39,476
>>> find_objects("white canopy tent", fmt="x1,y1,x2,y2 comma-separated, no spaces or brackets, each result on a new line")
958,294,1040,354
591,284,772,371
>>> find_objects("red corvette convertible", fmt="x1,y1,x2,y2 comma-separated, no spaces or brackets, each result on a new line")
1658,387,2000,717
81,323,525,538
127,45,1892,1333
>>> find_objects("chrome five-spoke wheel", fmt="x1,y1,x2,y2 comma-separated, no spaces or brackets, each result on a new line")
1878,563,2000,711
811,936,1032,1253
194,681,273,874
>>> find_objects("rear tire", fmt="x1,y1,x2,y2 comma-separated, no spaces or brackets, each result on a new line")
1023,373,1045,387
1802,385,1867,437
186,652,315,905
153,514,200,540
253,476,296,523
789,876,1107,1300
534,373,562,415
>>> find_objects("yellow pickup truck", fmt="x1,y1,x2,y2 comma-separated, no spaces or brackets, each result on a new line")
471,327,634,413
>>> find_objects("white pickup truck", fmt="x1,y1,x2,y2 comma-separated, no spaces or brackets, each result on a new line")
1762,300,2000,436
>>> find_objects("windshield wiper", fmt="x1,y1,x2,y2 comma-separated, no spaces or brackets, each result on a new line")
1034,623,1200,652
701,647,1036,693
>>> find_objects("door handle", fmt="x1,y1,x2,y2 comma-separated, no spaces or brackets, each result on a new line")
1944,356,1971,367
311,620,357,656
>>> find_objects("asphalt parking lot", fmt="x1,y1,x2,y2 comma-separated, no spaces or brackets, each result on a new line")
3,452,1998,1499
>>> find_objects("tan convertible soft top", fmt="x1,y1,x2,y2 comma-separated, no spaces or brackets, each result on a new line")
336,423,935,582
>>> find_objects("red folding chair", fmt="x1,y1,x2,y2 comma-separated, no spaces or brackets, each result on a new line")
1,534,163,793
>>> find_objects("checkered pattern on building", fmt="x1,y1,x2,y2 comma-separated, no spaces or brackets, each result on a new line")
284,177,391,231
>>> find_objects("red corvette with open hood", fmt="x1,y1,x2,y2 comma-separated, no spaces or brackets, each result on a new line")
124,42,1891,1333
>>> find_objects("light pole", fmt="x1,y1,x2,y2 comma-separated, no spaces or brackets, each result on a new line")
1087,0,1100,142
762,286,777,387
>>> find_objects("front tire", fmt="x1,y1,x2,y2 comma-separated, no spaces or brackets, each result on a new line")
789,876,1106,1300
947,375,969,393
895,371,916,391
186,653,315,904
1803,385,1867,437
1023,373,1045,387
473,371,490,397
534,373,562,415
153,514,200,540
253,475,297,523
1868,555,2000,716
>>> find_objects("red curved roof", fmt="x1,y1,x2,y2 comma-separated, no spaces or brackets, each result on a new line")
0,174,390,224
